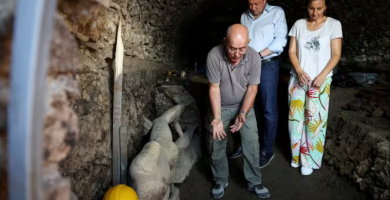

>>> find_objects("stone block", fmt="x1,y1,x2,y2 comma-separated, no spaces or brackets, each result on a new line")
361,105,374,113
376,141,390,160
349,98,362,111
365,117,390,129
354,55,367,62
372,107,385,117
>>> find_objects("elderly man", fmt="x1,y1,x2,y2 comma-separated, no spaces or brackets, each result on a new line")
230,0,287,168
205,24,270,199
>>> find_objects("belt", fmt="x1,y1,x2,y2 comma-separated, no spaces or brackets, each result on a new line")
261,56,279,64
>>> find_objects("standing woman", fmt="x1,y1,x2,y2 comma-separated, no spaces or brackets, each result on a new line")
287,0,342,175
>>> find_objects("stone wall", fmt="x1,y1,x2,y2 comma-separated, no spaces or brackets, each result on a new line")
56,0,209,199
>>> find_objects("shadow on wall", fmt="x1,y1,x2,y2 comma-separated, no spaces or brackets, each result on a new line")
180,0,307,70
181,0,390,72
180,0,300,72
181,0,248,69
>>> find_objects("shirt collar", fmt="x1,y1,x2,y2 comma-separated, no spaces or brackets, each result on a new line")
264,3,270,12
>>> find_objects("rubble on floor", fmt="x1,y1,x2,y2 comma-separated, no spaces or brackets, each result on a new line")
324,85,390,200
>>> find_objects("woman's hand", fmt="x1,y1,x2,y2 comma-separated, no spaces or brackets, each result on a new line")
297,70,311,85
211,117,226,141
312,73,326,87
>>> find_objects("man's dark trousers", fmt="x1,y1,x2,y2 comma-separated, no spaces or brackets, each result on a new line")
257,59,279,155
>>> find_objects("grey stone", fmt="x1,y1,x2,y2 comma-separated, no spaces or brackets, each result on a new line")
130,5,140,17
355,159,370,177
354,55,367,62
125,49,133,56
368,130,389,141
339,110,367,122
372,107,385,117
384,54,390,62
340,56,347,62
131,33,142,44
349,98,362,111
368,55,383,63
369,99,377,106
364,41,369,47
76,32,90,42
361,105,374,112
141,10,151,18
369,41,377,47
366,117,389,129
376,141,390,160
381,37,390,47
368,50,378,56
150,15,159,26
84,42,103,50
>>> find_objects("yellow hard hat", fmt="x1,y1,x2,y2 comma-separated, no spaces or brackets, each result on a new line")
103,184,139,200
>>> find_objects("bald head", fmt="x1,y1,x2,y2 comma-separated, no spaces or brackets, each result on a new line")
226,24,249,43
224,24,251,63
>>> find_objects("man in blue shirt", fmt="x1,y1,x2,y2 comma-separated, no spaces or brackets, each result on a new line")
230,0,287,169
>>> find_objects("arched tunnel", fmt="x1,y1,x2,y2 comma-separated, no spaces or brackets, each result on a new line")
0,0,389,200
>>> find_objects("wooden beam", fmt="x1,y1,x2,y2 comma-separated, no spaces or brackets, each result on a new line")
112,17,124,186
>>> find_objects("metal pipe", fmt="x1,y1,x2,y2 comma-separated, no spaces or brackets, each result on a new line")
7,0,58,199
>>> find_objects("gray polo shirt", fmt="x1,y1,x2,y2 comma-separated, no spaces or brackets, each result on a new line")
206,44,261,110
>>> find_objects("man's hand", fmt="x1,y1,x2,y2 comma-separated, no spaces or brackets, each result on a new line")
312,73,326,88
211,117,226,140
230,113,246,133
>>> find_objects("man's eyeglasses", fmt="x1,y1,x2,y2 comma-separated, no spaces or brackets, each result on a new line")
227,47,247,54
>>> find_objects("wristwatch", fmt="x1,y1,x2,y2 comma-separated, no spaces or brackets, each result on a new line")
240,110,247,116
259,52,264,59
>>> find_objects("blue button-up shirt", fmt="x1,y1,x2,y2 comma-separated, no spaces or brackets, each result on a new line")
241,3,288,59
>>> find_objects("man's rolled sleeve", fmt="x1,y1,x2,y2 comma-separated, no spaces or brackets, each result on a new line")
267,9,288,54
206,52,221,83
248,56,261,85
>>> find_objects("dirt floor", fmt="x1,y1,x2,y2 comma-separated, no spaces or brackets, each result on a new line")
177,141,368,200
178,72,369,200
